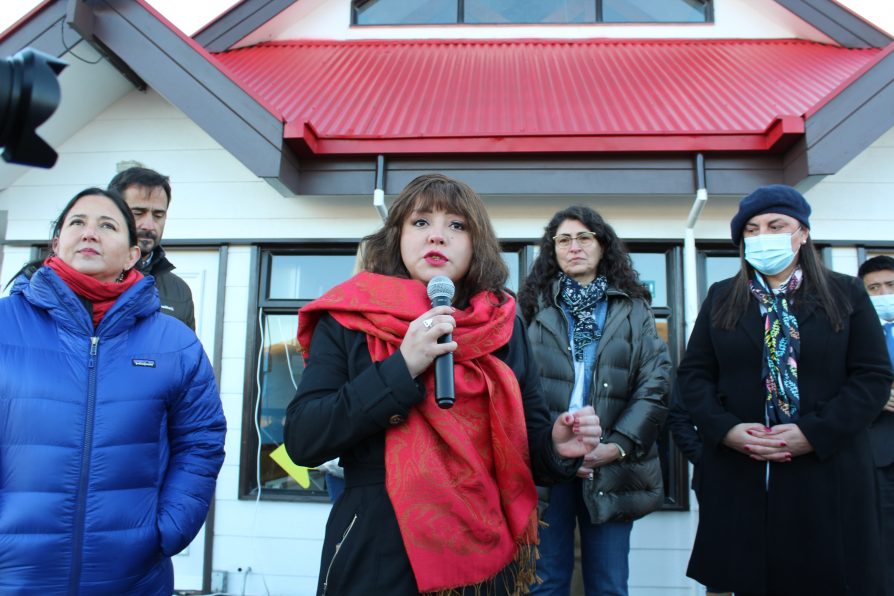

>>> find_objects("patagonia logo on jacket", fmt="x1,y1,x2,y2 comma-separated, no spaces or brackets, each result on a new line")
132,359,156,368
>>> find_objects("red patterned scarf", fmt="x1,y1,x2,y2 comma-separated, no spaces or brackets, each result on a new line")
44,256,143,327
298,272,539,593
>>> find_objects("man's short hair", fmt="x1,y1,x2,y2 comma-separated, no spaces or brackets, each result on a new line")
108,167,172,206
858,255,894,279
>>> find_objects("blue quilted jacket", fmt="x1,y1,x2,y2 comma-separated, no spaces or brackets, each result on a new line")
0,267,226,595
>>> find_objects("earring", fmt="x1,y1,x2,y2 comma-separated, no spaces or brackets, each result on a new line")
116,270,126,283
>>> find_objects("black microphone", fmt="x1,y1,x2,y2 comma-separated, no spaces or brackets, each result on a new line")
427,275,455,409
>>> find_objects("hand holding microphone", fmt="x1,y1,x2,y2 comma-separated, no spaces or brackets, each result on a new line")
398,276,457,397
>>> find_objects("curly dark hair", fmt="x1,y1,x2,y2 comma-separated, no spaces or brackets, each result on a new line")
361,173,508,308
518,205,649,323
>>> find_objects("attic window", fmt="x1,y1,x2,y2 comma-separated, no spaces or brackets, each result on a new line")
352,0,711,26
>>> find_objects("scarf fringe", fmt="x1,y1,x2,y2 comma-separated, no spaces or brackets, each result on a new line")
422,541,541,596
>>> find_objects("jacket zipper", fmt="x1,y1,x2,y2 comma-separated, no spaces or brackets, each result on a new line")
322,513,358,595
68,336,100,595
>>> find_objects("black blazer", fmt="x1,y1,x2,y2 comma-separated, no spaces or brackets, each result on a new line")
870,400,894,467
678,272,892,596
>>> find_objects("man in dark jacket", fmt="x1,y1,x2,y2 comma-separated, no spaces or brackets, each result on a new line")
858,255,894,596
109,166,196,329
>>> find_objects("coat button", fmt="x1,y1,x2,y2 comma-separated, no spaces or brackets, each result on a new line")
388,414,405,426
603,382,608,387
598,491,605,496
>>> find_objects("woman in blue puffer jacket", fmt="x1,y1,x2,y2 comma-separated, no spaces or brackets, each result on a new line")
0,188,226,595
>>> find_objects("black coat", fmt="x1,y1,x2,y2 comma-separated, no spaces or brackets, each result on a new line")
284,314,579,596
870,406,894,467
138,247,195,330
678,272,892,595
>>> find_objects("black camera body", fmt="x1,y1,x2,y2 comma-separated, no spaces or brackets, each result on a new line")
0,48,67,168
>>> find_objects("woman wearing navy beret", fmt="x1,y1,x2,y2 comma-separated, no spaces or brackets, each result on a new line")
678,184,892,595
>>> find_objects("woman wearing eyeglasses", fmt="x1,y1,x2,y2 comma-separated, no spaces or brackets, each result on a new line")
677,185,892,595
518,205,671,596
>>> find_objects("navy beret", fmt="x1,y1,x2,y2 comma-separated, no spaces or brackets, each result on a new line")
730,184,811,246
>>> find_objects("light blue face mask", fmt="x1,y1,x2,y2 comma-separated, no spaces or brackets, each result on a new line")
870,294,894,322
743,232,797,276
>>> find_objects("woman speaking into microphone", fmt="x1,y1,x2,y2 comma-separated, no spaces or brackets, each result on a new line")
284,173,601,596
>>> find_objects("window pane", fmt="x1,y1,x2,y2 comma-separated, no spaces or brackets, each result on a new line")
465,0,594,24
257,312,329,495
654,316,670,344
603,0,708,23
502,251,520,293
704,256,741,287
268,255,357,300
630,252,668,307
354,0,458,25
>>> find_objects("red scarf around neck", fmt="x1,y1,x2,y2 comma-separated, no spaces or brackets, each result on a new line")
298,272,538,593
44,256,143,328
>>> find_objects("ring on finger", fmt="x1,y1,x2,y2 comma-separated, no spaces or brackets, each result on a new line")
422,318,434,329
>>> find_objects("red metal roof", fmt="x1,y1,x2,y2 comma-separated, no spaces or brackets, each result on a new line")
212,38,882,156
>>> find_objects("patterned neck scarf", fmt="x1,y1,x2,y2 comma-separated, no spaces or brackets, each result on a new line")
558,272,608,361
749,266,803,425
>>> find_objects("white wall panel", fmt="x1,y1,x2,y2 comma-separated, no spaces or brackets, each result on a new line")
214,501,329,540
213,534,322,581
631,512,698,550
0,246,32,295
214,465,242,503
220,356,249,395
254,0,832,44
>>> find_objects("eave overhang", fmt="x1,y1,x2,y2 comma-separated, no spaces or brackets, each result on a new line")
286,115,806,156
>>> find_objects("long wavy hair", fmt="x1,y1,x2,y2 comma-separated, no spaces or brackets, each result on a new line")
712,236,848,332
518,206,649,323
361,173,508,308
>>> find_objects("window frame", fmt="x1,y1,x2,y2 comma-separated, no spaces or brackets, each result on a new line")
239,245,360,501
625,243,688,510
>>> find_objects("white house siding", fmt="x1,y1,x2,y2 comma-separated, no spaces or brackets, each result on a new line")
1,79,893,594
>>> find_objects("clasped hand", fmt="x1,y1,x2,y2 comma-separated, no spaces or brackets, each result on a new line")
575,442,623,478
551,406,602,462
723,422,814,462
885,382,894,413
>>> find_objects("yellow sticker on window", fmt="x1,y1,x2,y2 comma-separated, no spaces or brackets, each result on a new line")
269,444,311,489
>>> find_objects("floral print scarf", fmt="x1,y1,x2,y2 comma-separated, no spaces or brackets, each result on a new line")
559,272,608,361
749,267,802,424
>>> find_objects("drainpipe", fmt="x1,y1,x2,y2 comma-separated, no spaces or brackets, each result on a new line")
373,155,387,221
684,154,708,342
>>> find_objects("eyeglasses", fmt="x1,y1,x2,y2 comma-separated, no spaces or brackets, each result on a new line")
553,231,597,250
